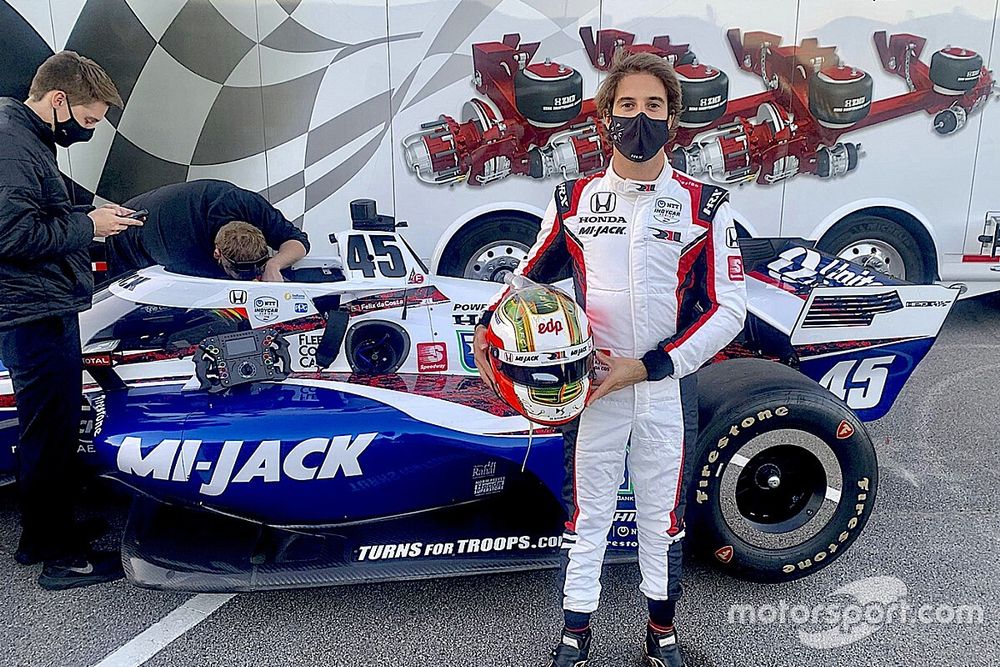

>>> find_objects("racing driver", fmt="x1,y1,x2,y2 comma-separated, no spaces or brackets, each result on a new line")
474,52,747,666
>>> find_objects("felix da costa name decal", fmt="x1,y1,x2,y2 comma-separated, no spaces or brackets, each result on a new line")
116,433,377,496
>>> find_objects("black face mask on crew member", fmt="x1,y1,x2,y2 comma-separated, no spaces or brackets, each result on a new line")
607,112,670,163
52,98,95,147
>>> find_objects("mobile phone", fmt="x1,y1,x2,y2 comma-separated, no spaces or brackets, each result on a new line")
126,209,148,220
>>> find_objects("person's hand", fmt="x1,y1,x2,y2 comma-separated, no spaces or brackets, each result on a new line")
261,259,285,283
100,203,135,217
89,207,143,238
473,325,498,394
587,351,647,406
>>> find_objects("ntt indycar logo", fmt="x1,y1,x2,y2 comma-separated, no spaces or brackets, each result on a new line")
116,433,376,497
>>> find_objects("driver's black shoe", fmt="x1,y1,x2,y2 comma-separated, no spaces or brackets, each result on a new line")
15,517,108,566
37,550,123,591
644,624,685,667
548,628,591,667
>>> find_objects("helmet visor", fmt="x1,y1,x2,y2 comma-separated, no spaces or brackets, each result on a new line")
497,355,593,389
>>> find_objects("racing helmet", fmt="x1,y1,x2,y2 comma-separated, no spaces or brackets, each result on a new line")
486,283,594,425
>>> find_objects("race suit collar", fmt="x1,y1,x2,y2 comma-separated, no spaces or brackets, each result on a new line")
606,157,674,195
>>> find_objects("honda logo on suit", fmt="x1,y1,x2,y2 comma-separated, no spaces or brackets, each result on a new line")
590,192,617,213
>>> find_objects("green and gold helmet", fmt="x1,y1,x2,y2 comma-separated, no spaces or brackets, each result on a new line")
485,283,594,425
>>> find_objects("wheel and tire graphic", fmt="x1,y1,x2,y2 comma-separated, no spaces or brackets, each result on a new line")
438,216,540,282
817,215,930,283
689,359,878,582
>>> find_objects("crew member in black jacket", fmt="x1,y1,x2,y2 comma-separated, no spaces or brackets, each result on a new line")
106,179,310,282
0,52,139,589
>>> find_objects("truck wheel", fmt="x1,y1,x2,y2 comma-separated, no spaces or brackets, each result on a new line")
437,216,538,282
817,215,929,282
689,359,878,583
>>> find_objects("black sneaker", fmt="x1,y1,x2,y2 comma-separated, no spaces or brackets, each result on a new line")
645,625,685,667
37,550,124,591
548,628,591,667
15,517,108,566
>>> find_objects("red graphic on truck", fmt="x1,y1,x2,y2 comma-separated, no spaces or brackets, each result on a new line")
404,26,996,187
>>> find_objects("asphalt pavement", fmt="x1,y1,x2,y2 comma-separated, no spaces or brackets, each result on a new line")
2,293,999,667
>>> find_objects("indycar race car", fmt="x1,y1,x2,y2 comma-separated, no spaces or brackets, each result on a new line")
0,200,957,592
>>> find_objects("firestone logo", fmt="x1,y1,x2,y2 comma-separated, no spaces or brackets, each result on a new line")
116,434,377,497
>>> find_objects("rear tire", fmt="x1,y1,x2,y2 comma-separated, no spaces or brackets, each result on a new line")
689,359,878,583
817,215,930,283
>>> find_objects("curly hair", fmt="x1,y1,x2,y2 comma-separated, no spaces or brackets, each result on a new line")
594,51,683,128
215,221,268,262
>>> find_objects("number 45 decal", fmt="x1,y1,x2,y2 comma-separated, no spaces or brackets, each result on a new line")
819,355,894,410
346,234,406,278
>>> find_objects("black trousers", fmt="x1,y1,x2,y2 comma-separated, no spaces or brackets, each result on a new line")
0,315,84,560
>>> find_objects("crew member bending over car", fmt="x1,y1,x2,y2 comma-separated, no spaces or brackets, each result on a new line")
474,52,747,666
105,179,309,282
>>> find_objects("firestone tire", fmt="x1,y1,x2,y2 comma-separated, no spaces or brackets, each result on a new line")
689,359,879,583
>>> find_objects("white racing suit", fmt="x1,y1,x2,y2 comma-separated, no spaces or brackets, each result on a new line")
482,163,747,613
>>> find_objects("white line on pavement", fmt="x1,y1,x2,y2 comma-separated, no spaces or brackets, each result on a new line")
91,593,236,667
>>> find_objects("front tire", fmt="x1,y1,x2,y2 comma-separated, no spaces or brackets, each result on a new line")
689,359,878,583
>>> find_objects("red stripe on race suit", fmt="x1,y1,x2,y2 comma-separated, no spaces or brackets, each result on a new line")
669,238,708,349
667,242,719,352
487,173,603,313
565,232,587,308
516,172,597,277
668,432,686,536
486,210,565,313
664,178,717,353
567,443,580,533
517,211,563,281
672,171,711,229
568,172,602,218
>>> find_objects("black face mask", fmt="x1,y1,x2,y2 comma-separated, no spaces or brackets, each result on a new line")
52,100,94,147
607,112,670,163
